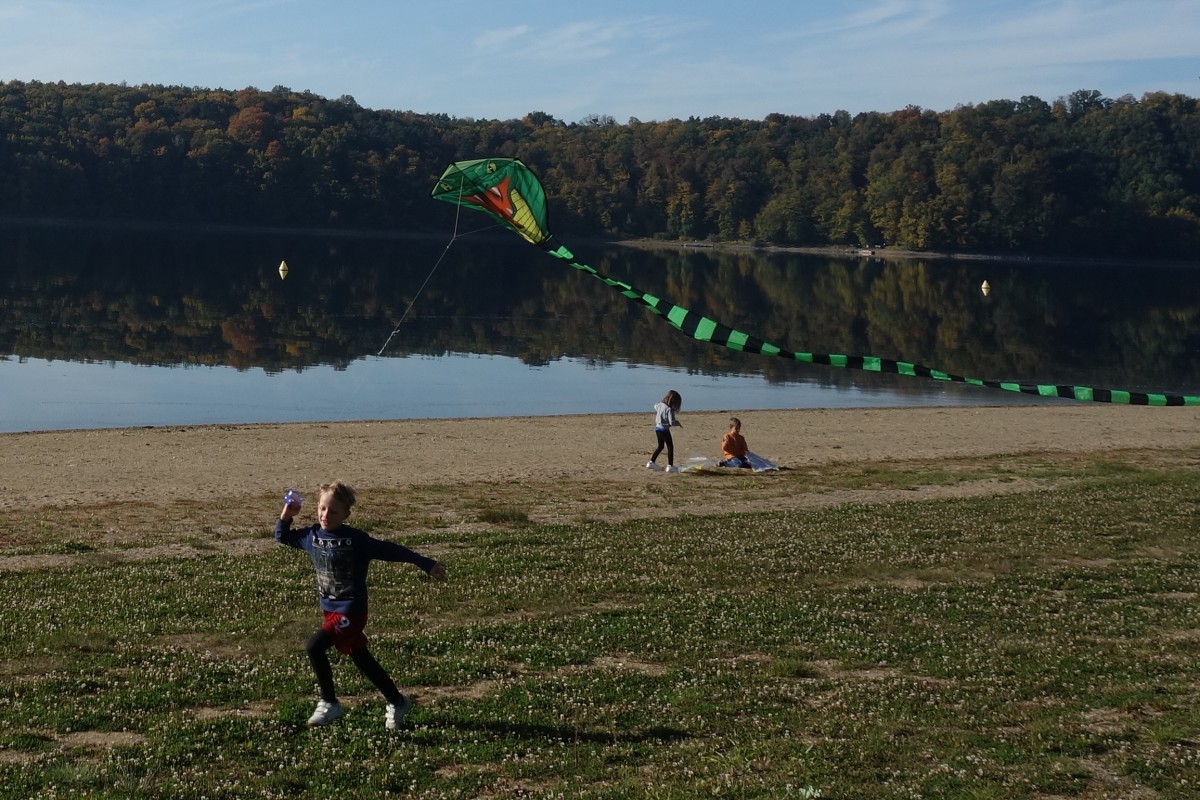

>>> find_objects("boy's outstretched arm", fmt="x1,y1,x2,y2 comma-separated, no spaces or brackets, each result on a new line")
275,503,304,546
372,538,446,580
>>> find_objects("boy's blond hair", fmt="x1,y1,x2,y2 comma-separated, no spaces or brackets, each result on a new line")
319,481,356,510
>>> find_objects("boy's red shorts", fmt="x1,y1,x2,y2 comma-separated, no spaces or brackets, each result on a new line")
321,611,369,654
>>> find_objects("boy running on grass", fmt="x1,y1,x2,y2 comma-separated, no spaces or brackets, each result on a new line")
276,481,446,729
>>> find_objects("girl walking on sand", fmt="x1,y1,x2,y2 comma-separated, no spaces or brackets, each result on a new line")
646,390,683,473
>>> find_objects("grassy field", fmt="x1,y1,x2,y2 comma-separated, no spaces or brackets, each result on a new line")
2,448,1198,798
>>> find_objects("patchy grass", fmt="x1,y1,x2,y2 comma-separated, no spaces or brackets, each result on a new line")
1,450,1199,798
476,507,533,526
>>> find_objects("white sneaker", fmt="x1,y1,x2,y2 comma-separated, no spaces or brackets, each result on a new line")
307,700,344,727
385,696,414,730
645,461,663,470
665,465,681,474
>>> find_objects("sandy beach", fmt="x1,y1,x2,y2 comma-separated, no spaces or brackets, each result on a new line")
2,404,1196,515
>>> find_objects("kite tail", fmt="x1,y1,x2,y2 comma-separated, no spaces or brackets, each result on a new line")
432,158,1197,407
549,250,1200,407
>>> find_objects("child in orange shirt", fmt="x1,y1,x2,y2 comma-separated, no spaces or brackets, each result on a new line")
719,417,751,468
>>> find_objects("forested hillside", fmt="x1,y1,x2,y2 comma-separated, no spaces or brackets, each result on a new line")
1,80,1197,257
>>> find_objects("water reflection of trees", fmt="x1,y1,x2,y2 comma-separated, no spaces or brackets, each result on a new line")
2,227,1198,392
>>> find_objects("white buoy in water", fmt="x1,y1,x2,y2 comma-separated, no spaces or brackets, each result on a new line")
981,279,990,296
278,260,289,280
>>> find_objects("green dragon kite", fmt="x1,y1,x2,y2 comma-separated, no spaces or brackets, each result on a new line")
431,157,1198,407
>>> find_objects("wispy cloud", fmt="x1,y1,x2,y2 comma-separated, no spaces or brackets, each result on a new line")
473,25,532,55
471,17,675,67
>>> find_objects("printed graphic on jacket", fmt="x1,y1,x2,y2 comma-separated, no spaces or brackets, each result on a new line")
312,536,356,601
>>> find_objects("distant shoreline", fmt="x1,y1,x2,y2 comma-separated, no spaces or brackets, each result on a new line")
612,237,1200,270
3,215,1196,269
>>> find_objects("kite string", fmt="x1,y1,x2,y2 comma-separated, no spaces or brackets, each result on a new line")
377,174,474,357
375,240,453,356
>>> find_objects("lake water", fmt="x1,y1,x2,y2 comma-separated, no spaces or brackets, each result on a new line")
2,223,1198,433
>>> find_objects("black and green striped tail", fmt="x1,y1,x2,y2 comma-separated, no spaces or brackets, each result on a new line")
432,158,1198,407
548,245,1199,407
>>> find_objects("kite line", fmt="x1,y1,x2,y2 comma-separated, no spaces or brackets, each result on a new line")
430,157,1199,407
377,173,500,356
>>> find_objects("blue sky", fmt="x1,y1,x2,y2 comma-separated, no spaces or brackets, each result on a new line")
2,0,1198,122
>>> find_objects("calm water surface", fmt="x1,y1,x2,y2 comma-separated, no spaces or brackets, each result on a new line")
2,225,1197,433
0,353,1025,433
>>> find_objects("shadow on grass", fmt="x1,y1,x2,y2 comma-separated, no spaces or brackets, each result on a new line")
412,718,692,746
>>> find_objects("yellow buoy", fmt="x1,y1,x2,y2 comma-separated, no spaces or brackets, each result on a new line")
278,260,289,280
980,279,990,296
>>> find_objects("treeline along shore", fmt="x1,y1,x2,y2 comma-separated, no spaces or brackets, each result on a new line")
1,80,1198,259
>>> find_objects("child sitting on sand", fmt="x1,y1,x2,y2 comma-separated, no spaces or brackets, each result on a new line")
719,417,752,468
